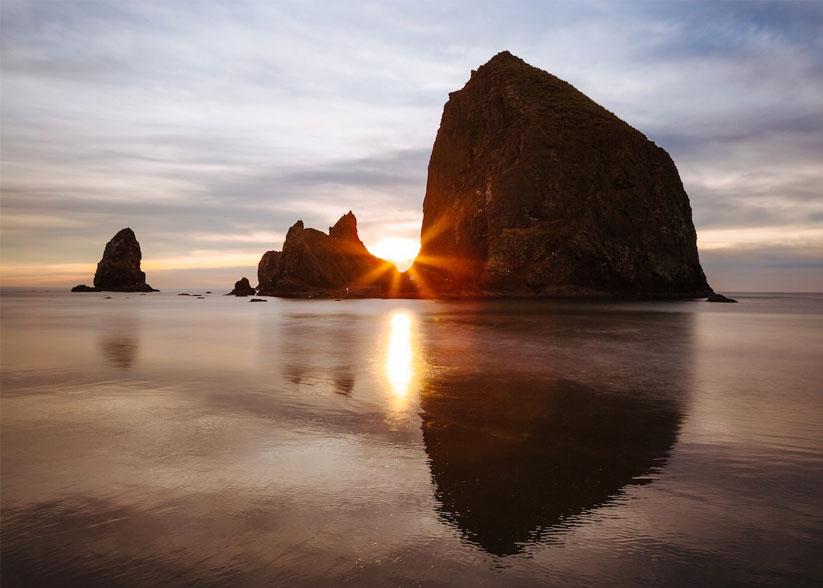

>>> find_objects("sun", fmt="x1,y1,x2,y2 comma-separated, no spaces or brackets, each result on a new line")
368,238,420,271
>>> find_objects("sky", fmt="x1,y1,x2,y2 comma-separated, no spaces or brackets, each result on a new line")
1,0,821,291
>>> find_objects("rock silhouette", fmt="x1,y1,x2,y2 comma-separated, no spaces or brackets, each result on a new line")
72,228,156,292
412,51,712,298
228,277,255,296
421,378,682,555
256,212,405,298
257,251,281,290
707,293,738,303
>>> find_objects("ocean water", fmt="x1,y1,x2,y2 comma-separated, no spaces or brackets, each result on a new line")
1,290,821,587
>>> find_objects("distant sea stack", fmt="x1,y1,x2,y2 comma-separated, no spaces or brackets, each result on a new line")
411,51,712,298
228,277,256,296
71,228,157,292
256,212,406,298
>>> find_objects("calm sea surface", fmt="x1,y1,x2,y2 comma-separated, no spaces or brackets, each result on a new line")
1,290,821,587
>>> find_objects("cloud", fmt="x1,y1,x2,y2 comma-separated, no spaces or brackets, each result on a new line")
1,0,821,290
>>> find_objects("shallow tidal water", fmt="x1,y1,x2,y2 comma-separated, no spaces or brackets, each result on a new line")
1,290,821,587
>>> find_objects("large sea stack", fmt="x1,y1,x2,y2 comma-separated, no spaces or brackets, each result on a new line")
411,51,712,298
72,228,156,292
256,212,404,297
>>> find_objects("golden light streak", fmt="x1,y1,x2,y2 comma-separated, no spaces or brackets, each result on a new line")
385,311,414,399
353,260,397,289
0,252,261,286
141,252,261,271
697,226,823,250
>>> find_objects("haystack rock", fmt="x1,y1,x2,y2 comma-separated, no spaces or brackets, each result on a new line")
411,51,712,298
72,228,156,292
228,277,256,296
256,212,404,298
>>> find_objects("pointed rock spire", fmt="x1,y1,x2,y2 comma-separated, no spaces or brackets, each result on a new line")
73,228,156,292
329,211,362,244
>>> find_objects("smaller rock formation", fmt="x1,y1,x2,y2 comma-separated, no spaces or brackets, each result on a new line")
72,228,156,292
256,212,409,298
249,298,267,302
94,228,156,292
257,251,281,290
707,293,738,303
228,277,256,296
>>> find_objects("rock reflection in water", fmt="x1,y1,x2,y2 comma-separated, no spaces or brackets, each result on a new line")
98,316,139,370
278,311,360,395
419,307,692,556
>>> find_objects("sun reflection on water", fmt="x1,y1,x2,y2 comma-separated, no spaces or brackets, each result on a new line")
386,312,414,398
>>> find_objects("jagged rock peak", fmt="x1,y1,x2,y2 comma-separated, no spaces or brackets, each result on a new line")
484,49,521,66
255,211,406,298
464,51,529,83
329,211,362,244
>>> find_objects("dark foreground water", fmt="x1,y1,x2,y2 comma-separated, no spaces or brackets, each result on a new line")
1,290,821,587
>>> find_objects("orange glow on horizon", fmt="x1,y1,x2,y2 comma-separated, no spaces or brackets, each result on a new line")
0,253,261,287
367,238,420,272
